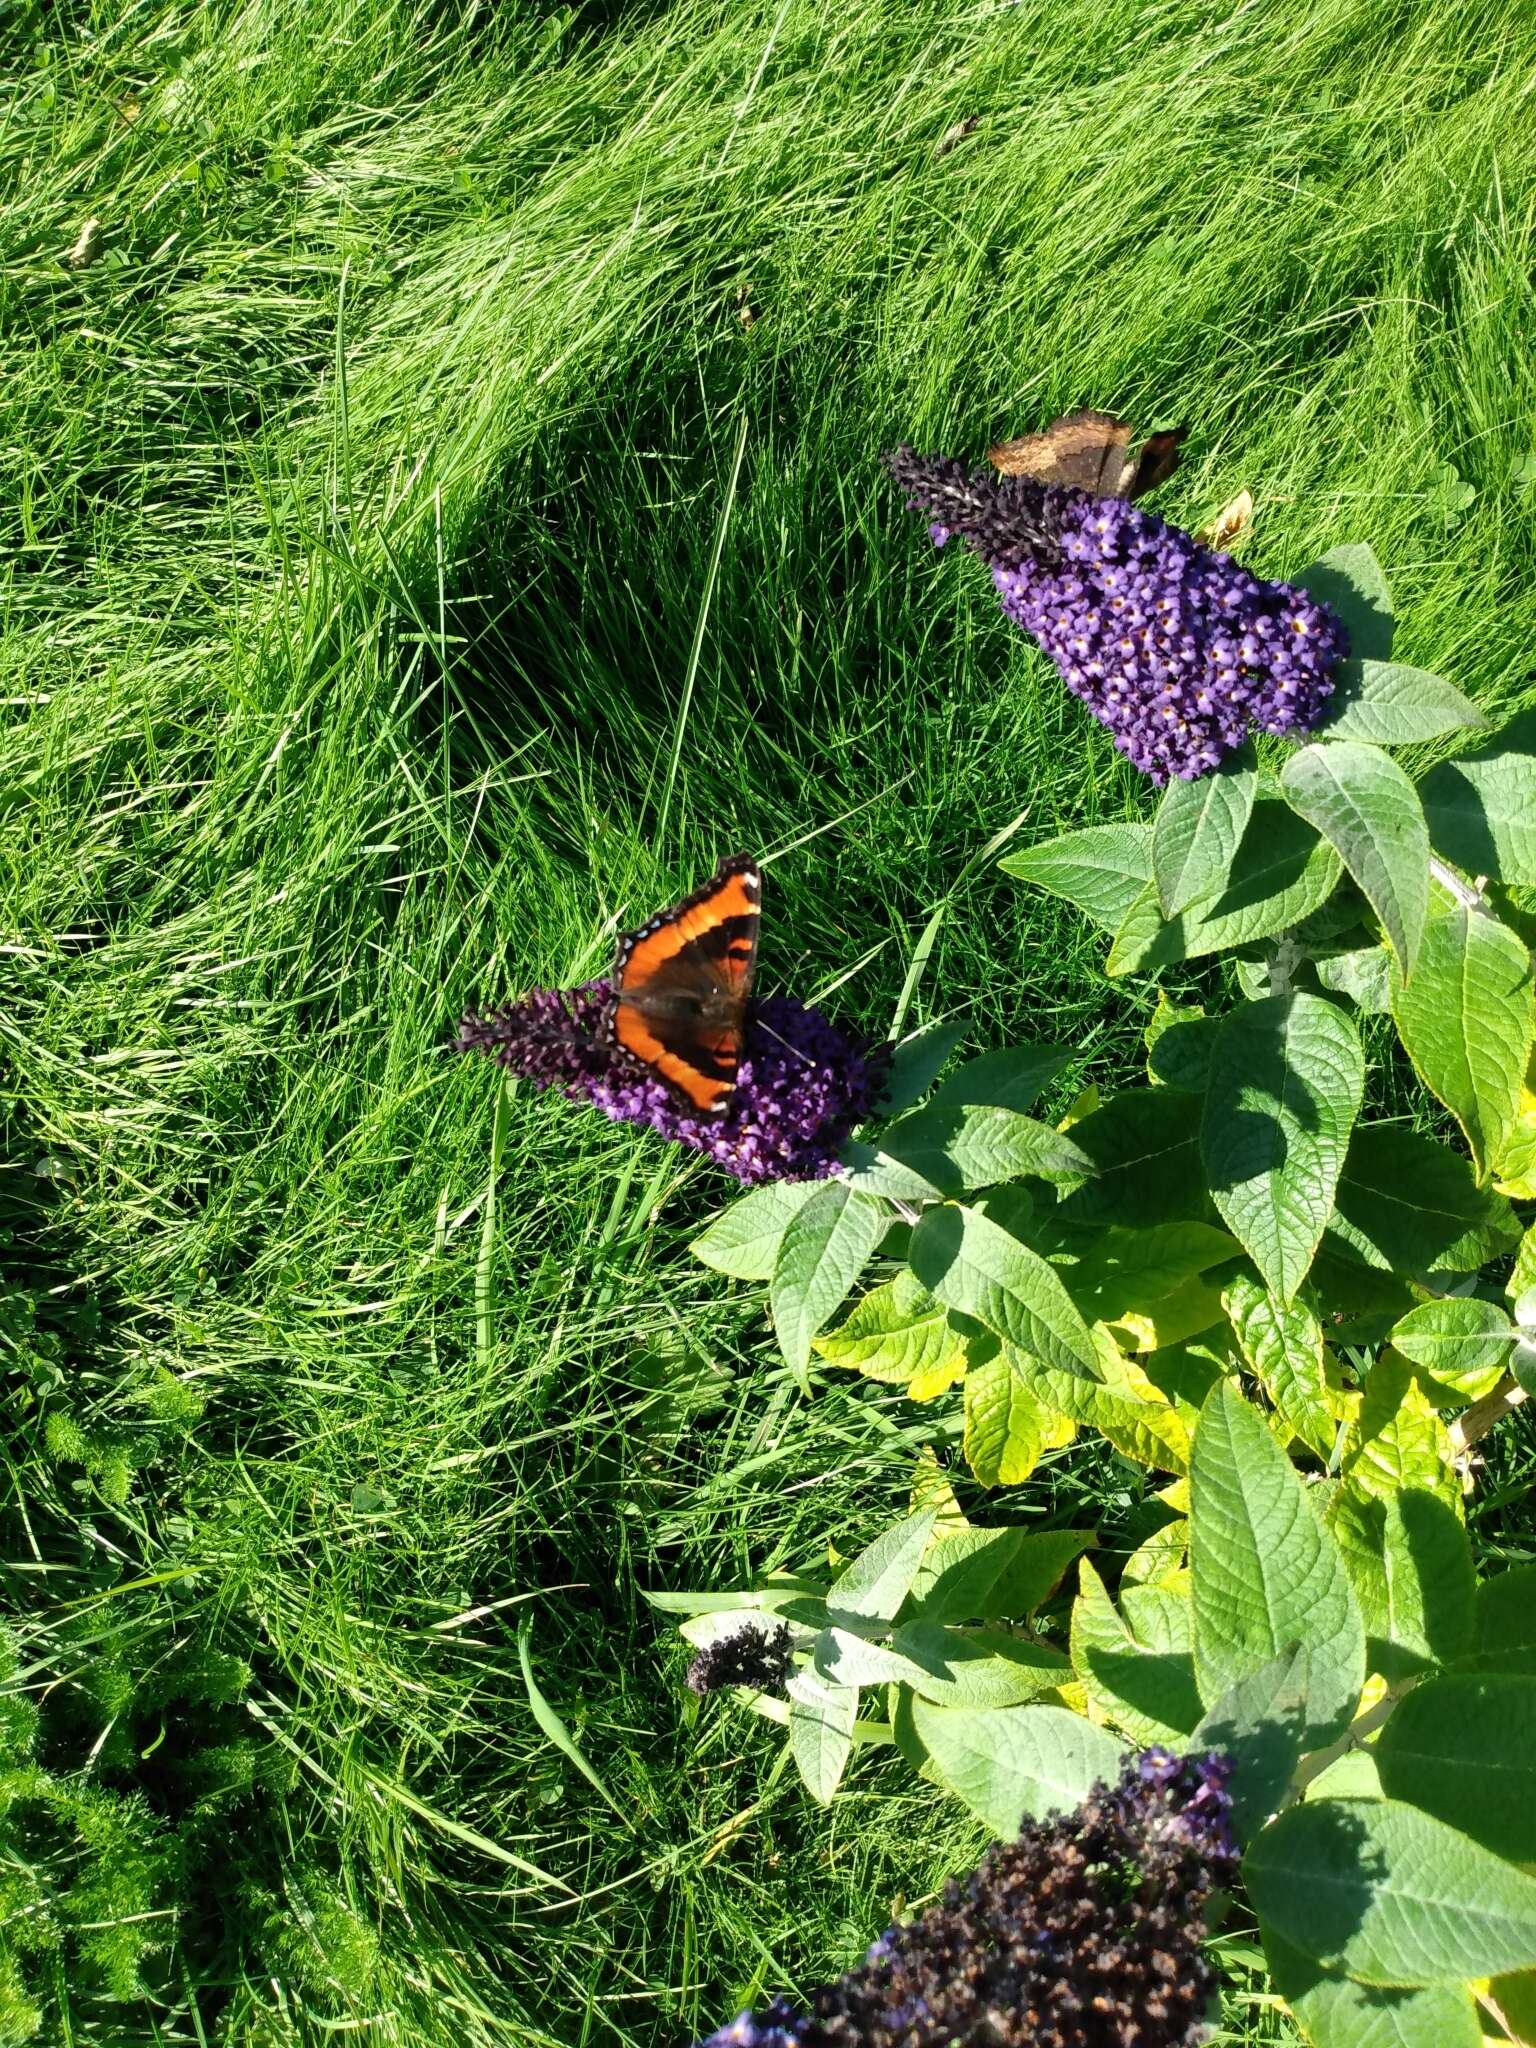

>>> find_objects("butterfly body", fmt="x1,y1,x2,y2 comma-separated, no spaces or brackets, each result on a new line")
608,854,762,1114
988,407,1185,500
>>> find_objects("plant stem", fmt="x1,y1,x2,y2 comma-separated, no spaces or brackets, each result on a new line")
1288,1683,1410,1798
1428,854,1490,911
1449,1373,1529,1455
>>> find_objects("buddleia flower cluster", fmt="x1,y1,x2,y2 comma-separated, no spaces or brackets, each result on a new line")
686,1622,795,1698
887,448,1347,784
455,983,890,1186
695,1748,1237,2048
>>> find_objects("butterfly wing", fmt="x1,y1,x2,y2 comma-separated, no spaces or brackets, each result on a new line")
989,409,1185,500
989,409,1135,494
610,855,762,1114
1125,426,1186,500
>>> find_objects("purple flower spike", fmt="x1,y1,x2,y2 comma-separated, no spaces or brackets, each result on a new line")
455,981,890,1187
888,446,1347,785
694,1747,1238,2047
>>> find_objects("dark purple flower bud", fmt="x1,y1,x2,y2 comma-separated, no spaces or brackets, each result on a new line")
887,446,1348,785
455,981,890,1187
686,1622,795,1699
693,1748,1238,2047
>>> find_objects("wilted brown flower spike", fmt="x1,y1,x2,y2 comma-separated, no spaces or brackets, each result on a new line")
695,1749,1237,2047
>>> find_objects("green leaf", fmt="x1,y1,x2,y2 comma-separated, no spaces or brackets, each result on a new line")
1328,1123,1520,1277
1148,1018,1223,1091
641,1574,825,1619
1375,1672,1536,1862
1222,1273,1338,1460
903,1528,1094,1626
770,1182,888,1380
1390,902,1534,1182
1294,543,1395,663
1191,1646,1311,1842
1388,1296,1512,1394
1071,1558,1202,1744
1327,1483,1476,1684
927,1044,1075,1115
786,1670,858,1803
1065,1222,1240,1329
1202,993,1365,1303
889,1623,1072,1708
962,1346,1046,1487
1124,1519,1187,1586
812,1627,927,1688
1245,1797,1536,1986
692,1181,824,1279
1314,944,1394,1015
1190,1382,1365,1742
1491,1972,1536,2048
1057,1088,1209,1227
1512,1224,1536,1299
909,1699,1126,1837
1421,710,1536,885
1459,1565,1536,1677
1263,1927,1483,2048
847,1104,1093,1199
1152,743,1258,918
1107,796,1344,976
880,1020,970,1115
910,1203,1101,1380
1315,661,1487,746
815,1270,967,1386
1303,1750,1383,1802
1280,742,1429,978
1375,1489,1475,1674
1000,822,1150,930
827,1510,937,1627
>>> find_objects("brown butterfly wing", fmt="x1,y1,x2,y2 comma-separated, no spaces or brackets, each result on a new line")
610,856,761,1114
989,410,1186,500
1125,427,1186,500
988,409,1135,494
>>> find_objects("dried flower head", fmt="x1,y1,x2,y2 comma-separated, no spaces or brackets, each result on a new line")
455,981,890,1187
695,1747,1237,2047
686,1623,795,1698
888,446,1347,785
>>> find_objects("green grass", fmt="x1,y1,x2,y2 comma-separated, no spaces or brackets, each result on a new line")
3,0,1536,2039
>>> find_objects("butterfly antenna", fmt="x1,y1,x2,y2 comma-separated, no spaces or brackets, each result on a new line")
750,1010,816,1068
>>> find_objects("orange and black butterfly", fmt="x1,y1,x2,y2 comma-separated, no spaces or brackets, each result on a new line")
606,854,762,1115
988,408,1185,500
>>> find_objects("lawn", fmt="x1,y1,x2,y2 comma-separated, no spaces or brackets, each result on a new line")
3,0,1536,2041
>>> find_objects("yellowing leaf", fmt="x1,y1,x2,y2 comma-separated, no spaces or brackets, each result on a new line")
910,1447,969,1537
1059,1084,1100,1129
814,1269,966,1385
1341,1352,1460,1507
1494,1046,1536,1198
1007,1329,1192,1475
1110,1275,1227,1353
908,1353,967,1402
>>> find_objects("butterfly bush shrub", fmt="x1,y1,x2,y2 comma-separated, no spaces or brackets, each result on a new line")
673,532,1536,2048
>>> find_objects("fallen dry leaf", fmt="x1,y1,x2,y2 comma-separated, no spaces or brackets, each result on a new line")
1195,487,1253,549
935,116,979,157
65,218,104,269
